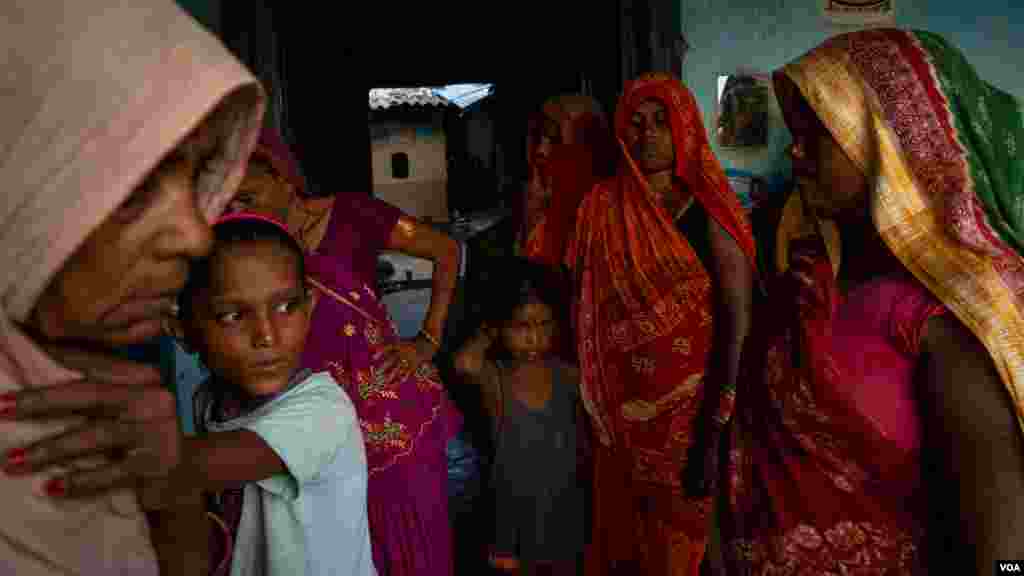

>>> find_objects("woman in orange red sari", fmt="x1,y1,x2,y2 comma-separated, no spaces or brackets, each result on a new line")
518,95,616,267
723,29,1024,574
567,73,756,575
517,95,615,366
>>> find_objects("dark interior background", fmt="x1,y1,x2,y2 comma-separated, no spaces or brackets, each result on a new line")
219,0,684,204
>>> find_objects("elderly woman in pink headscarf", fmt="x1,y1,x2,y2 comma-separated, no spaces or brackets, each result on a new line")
0,1,264,574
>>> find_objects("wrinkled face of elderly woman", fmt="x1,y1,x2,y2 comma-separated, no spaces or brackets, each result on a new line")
29,120,228,347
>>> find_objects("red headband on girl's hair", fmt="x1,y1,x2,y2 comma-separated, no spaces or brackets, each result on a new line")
214,211,296,240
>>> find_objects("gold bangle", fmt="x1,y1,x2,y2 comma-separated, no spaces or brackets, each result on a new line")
418,329,440,349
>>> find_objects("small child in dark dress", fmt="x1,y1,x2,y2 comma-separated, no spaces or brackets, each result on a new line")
454,258,584,576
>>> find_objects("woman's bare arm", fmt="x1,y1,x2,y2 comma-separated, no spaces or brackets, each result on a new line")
708,219,753,398
684,219,753,496
923,314,1024,572
386,216,460,343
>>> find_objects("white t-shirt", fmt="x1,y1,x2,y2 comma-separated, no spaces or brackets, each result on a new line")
198,371,376,576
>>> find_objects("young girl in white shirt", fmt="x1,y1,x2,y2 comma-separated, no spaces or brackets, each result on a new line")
147,213,376,576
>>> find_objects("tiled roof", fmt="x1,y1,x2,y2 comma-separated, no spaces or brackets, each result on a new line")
369,88,452,110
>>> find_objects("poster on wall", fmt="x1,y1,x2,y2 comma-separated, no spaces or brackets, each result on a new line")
822,0,896,26
716,73,772,149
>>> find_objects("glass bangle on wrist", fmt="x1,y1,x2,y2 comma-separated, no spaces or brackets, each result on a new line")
418,329,441,349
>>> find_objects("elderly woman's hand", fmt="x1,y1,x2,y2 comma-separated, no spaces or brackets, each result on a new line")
1,344,181,499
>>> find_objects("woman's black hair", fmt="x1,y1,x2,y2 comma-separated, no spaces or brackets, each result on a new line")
481,256,570,329
178,218,306,321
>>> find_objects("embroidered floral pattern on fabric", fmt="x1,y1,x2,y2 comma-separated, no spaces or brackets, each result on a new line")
356,366,397,400
632,355,656,375
606,273,711,352
729,521,918,574
305,264,457,479
849,31,1012,261
361,417,411,450
673,337,691,355
699,308,712,327
413,363,445,392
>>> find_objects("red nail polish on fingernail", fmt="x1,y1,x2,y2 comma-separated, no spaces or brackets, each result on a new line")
0,392,17,417
5,448,26,467
44,478,65,497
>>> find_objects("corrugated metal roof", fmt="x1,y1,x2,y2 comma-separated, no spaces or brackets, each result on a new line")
434,84,494,109
369,88,451,110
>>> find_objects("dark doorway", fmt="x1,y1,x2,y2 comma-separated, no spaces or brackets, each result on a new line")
217,2,686,573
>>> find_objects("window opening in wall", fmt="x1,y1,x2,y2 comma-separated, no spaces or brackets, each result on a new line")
368,83,495,223
391,152,410,179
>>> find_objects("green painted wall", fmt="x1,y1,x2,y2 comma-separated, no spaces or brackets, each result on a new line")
681,0,1023,176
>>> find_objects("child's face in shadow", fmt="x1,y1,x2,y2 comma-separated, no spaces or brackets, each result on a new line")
500,301,555,363
186,239,310,397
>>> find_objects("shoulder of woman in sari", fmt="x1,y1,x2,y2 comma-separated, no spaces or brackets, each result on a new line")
921,313,1024,569
304,191,403,259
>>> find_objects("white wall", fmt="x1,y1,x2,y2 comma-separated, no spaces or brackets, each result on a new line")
370,122,449,220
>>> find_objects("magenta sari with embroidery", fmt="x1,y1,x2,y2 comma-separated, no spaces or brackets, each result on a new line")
300,192,459,576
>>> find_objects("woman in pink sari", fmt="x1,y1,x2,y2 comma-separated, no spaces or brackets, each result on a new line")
723,29,1024,574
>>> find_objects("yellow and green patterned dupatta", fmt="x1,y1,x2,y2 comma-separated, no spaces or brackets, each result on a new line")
777,28,1024,435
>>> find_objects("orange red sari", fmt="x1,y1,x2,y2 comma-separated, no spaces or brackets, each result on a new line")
519,95,616,266
567,74,755,575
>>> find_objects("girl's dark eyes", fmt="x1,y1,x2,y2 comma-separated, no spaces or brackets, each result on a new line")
275,299,302,314
214,299,300,325
216,310,241,325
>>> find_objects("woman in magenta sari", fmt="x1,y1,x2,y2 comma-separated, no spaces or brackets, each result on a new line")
723,29,1024,574
227,128,463,575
